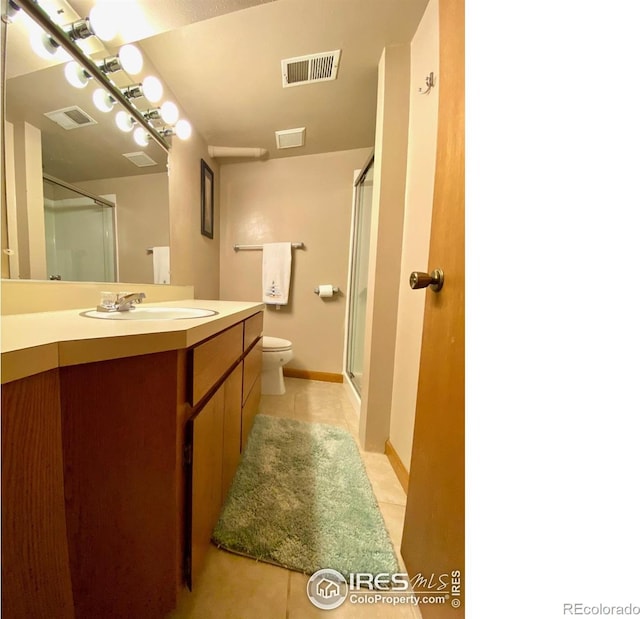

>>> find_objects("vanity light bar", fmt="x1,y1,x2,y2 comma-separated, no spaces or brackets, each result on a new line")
65,18,93,41
122,84,144,99
12,0,170,152
99,56,124,74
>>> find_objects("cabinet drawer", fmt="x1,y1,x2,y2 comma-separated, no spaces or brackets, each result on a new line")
241,379,261,451
244,312,263,351
191,324,243,406
242,339,262,405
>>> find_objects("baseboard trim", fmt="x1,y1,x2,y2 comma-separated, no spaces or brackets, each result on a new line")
385,440,409,494
283,368,344,383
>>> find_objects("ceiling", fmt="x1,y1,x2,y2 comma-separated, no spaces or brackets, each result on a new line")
3,0,429,178
139,0,430,159
5,0,277,79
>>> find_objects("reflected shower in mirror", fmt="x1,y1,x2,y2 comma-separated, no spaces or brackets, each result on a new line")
44,175,117,282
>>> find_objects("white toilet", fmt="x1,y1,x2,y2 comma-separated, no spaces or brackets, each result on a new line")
261,336,294,395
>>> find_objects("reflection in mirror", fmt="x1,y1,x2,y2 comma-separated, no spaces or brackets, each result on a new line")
43,175,116,282
2,1,170,283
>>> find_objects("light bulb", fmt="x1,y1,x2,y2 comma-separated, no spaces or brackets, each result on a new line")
93,88,114,112
64,62,90,88
141,76,163,103
133,127,149,147
89,3,118,41
30,29,69,61
160,101,179,125
175,119,192,140
118,44,143,74
115,111,134,132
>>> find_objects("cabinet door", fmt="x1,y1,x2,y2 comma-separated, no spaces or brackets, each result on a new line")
242,339,262,405
222,364,243,500
1,370,74,619
61,352,180,618
242,378,262,452
186,388,224,589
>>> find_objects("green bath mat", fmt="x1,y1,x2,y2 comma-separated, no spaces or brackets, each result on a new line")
212,414,399,577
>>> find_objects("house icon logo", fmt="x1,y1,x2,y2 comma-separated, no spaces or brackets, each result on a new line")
307,568,348,610
317,578,340,599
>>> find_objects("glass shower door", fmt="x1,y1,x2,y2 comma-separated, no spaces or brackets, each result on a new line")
43,177,116,282
346,155,374,395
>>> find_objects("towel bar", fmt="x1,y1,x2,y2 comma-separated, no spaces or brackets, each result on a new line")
234,242,304,251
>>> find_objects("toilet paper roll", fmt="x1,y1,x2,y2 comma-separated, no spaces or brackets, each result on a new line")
317,284,334,298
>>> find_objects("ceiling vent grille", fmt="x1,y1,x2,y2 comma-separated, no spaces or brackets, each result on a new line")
275,127,306,149
44,106,97,130
122,151,158,167
281,50,341,88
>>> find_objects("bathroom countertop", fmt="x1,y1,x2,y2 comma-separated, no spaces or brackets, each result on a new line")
1,299,264,384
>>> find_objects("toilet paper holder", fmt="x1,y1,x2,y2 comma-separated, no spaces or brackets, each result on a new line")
314,286,339,295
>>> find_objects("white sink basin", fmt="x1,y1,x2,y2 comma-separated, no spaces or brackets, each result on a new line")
81,307,219,321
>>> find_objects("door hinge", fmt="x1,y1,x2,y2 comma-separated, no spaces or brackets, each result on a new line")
183,443,193,466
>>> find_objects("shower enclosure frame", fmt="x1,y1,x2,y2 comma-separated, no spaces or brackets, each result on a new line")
43,173,119,282
344,150,374,404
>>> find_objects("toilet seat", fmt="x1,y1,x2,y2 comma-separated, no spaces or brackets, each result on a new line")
262,336,292,352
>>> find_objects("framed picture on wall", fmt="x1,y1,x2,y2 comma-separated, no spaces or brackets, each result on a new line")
200,159,214,238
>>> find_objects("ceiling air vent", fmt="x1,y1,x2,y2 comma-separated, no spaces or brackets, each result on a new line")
122,151,158,167
44,106,97,130
275,127,306,150
281,50,341,88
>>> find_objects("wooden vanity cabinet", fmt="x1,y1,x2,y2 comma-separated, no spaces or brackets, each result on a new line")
185,312,263,588
184,325,242,589
60,349,185,618
1,310,263,619
241,311,263,451
221,364,243,500
1,369,75,619
242,343,262,450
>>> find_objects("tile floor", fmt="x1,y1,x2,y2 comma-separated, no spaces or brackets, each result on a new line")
170,377,419,619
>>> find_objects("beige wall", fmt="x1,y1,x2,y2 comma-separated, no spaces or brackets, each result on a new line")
2,122,20,279
0,19,7,277
75,173,170,284
388,0,440,472
168,133,220,299
359,45,410,452
11,121,47,279
0,279,194,315
219,148,370,373
1,201,8,278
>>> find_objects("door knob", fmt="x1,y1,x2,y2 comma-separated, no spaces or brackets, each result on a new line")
409,269,444,292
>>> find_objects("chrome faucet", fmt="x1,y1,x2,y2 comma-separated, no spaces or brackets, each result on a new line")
115,292,146,311
97,292,146,312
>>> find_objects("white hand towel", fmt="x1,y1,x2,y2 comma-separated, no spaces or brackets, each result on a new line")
262,242,292,305
152,246,170,284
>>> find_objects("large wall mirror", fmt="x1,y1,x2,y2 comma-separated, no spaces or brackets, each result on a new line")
2,1,170,284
